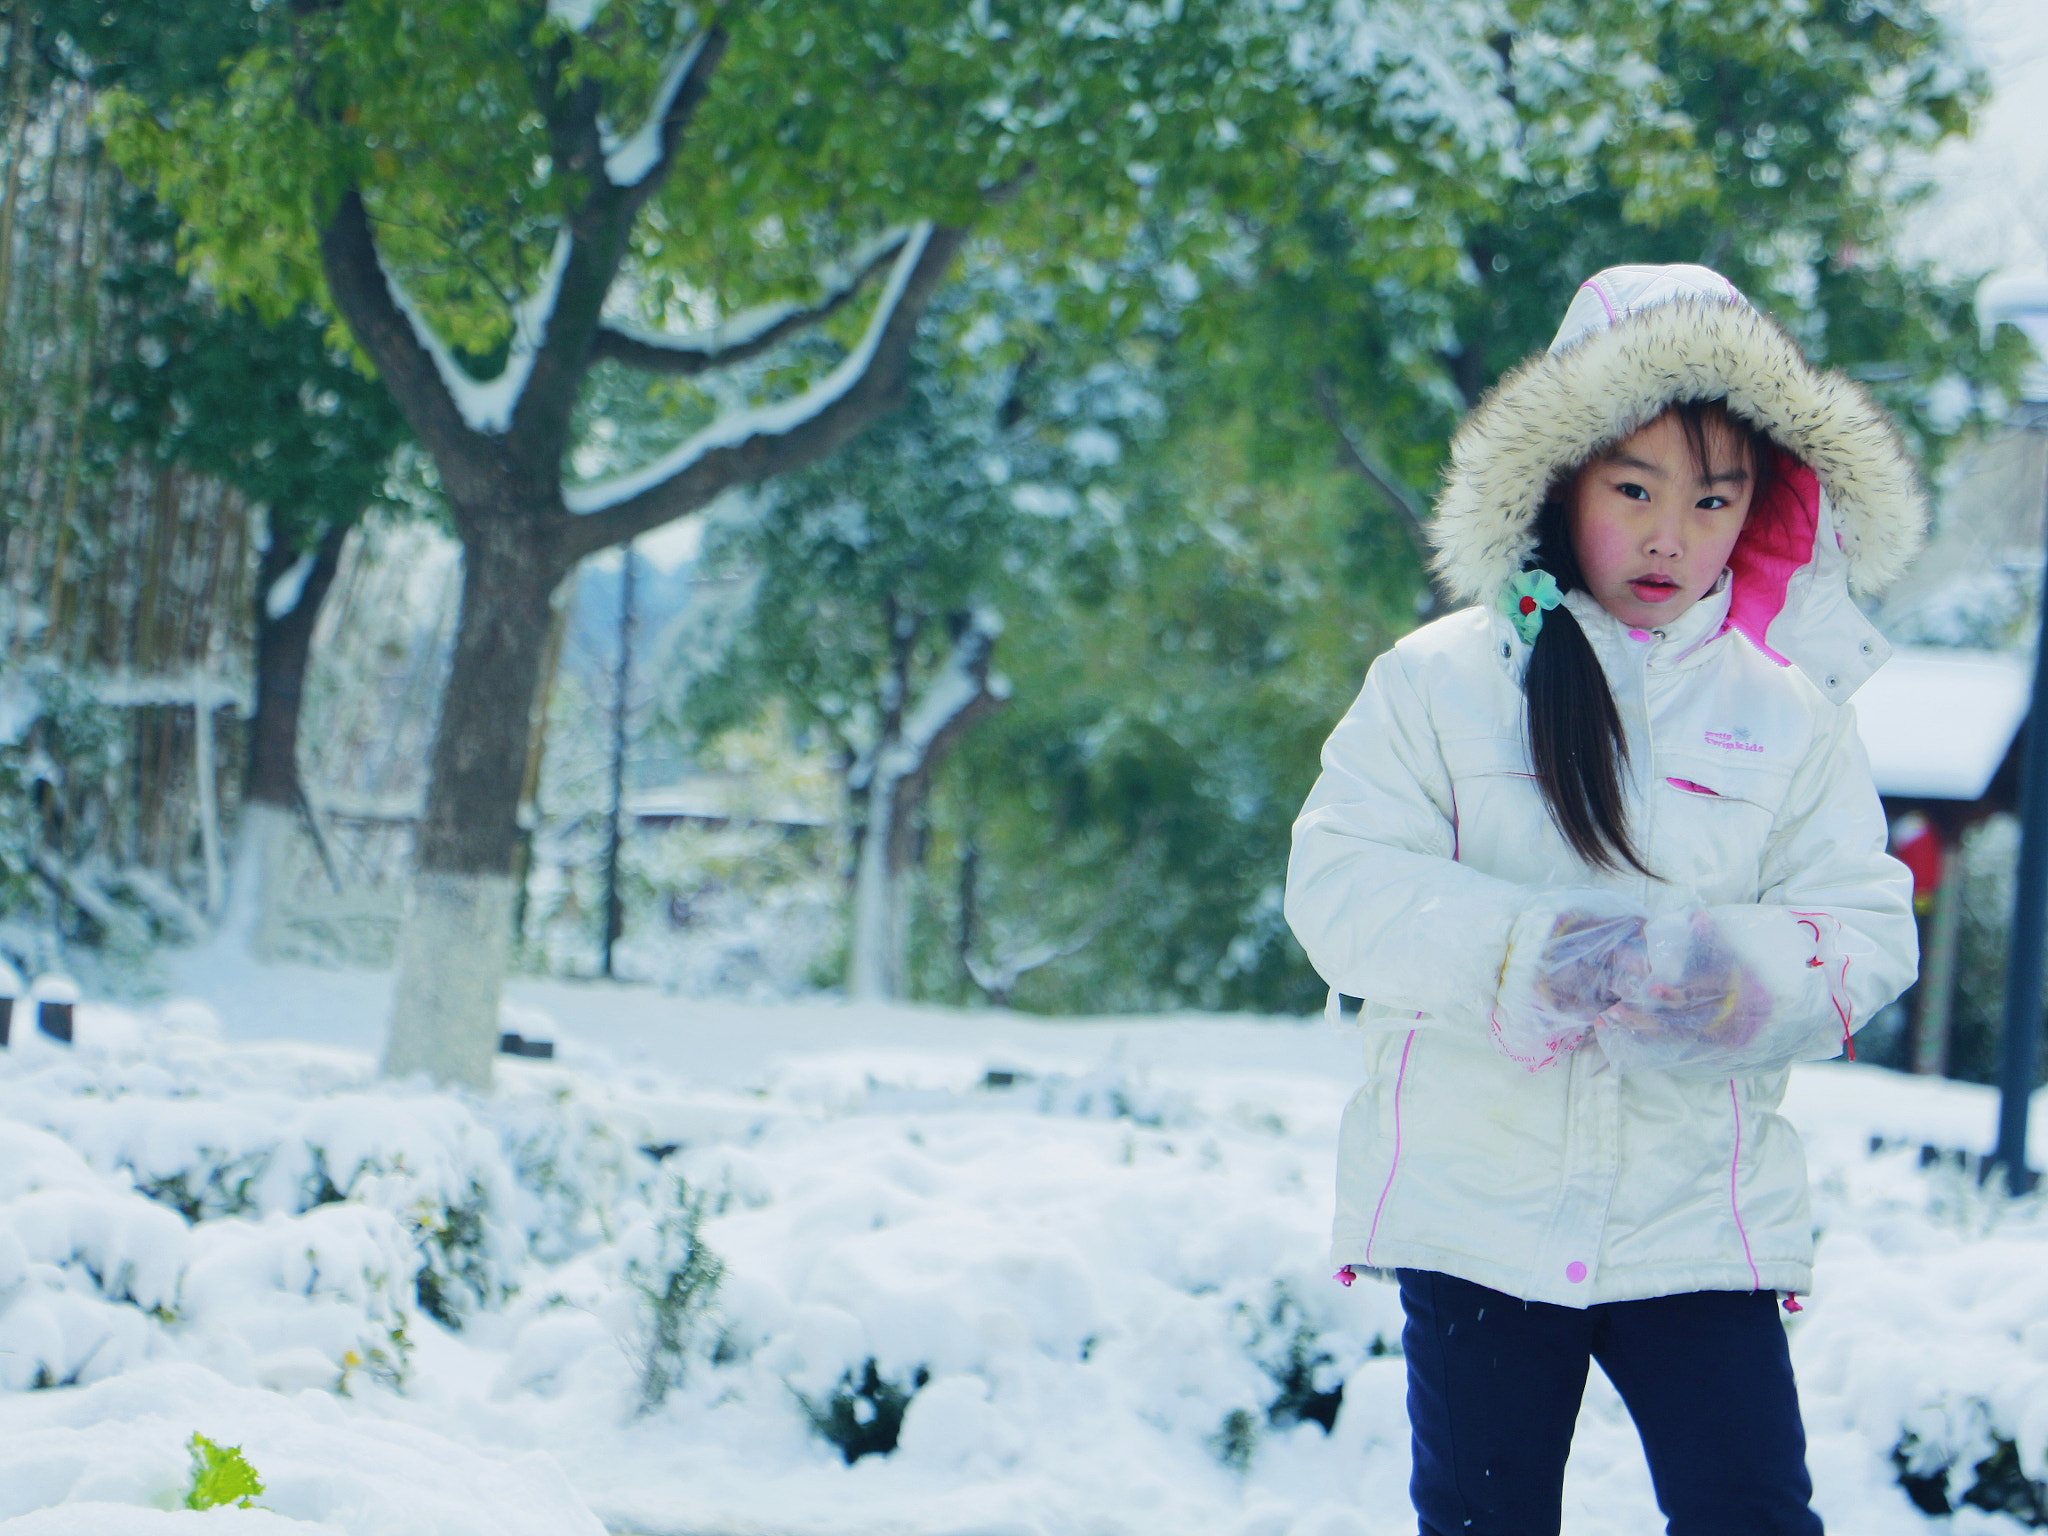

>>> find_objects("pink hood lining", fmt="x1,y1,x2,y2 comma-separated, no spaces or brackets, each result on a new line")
1721,454,1821,667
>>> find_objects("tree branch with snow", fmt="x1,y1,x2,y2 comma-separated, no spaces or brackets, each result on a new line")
317,190,494,493
556,221,970,562
602,26,724,194
509,26,730,444
847,607,1010,1000
589,227,916,378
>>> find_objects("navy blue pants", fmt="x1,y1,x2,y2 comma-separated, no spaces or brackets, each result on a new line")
1398,1269,1823,1536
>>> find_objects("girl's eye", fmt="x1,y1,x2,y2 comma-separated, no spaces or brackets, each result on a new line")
1697,495,1731,511
1616,482,1650,501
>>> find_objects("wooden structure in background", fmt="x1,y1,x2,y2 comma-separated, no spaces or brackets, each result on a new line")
1857,646,2030,1074
0,50,256,943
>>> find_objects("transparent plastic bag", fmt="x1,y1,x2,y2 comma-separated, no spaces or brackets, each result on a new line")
1593,909,1773,1074
1492,891,1647,1070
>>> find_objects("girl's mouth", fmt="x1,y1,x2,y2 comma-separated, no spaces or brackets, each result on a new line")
1628,575,1680,603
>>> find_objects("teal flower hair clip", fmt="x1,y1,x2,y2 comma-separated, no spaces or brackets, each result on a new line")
1501,569,1562,645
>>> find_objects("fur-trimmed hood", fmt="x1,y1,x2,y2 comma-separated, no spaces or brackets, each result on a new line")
1427,264,1927,701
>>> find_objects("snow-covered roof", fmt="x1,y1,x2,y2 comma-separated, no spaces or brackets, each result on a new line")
1981,275,2048,402
625,777,830,828
1854,645,2032,802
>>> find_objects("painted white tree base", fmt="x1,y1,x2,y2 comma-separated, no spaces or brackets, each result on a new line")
381,870,514,1089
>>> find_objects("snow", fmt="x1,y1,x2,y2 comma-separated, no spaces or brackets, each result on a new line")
84,672,249,715
565,224,936,516
602,32,712,189
894,608,1003,766
1854,645,2031,800
601,227,912,365
27,973,78,1006
1908,0,2048,290
380,233,573,437
1981,276,2048,403
545,0,607,32
3,958,2048,1533
263,555,316,624
0,677,36,747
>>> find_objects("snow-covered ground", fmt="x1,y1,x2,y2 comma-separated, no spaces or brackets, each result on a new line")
2,961,2047,1535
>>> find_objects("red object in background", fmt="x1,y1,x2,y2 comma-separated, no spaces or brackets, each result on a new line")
1893,817,1944,901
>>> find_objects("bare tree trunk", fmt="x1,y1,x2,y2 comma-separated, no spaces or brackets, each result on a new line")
847,609,1005,1001
847,599,915,1000
381,516,564,1088
0,15,38,563
292,27,973,1084
246,522,351,809
512,593,571,945
213,519,354,952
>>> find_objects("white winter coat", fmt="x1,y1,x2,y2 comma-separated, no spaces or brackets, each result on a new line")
1286,265,1921,1307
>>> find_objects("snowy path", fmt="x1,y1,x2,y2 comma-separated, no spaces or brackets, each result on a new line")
1,966,2045,1533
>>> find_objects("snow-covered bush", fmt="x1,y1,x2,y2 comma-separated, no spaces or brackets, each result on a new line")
0,1121,186,1390
1240,1281,1388,1437
625,1174,725,1411
795,1358,931,1465
0,1003,687,1406
0,670,202,979
12,987,2048,1536
1894,1411,2048,1524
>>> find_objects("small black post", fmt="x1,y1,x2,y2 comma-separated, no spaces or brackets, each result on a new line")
0,961,20,1047
37,999,73,1044
600,544,636,978
1990,464,2048,1194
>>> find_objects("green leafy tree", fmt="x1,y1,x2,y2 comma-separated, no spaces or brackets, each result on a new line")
105,0,1355,1085
675,256,1415,1012
928,381,1414,1013
672,305,1115,998
97,190,408,819
1209,0,2025,603
0,7,388,951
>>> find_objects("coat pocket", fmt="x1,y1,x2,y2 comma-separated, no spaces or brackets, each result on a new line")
1656,749,1794,816
1436,735,1574,881
1439,734,1534,781
1651,750,1793,899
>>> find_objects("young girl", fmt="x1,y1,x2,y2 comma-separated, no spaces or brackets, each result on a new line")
1285,264,1921,1535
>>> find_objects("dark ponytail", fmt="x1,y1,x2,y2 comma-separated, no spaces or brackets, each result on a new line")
1521,398,1777,878
1524,499,1652,877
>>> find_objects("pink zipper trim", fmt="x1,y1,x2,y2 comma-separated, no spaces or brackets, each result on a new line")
1665,777,1720,796
1793,911,1855,1060
1364,1029,1418,1267
1354,792,1447,1272
1729,1081,1761,1291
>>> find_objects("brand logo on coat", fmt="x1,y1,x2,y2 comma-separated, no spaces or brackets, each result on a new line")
1703,729,1763,754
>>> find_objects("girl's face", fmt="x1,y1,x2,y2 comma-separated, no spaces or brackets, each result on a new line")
1567,410,1756,630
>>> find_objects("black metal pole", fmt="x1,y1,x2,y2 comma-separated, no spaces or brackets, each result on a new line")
600,545,636,979
1991,470,2048,1194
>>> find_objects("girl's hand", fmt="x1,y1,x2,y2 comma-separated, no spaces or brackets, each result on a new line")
1536,908,1649,1019
1594,910,1772,1072
1492,891,1648,1069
